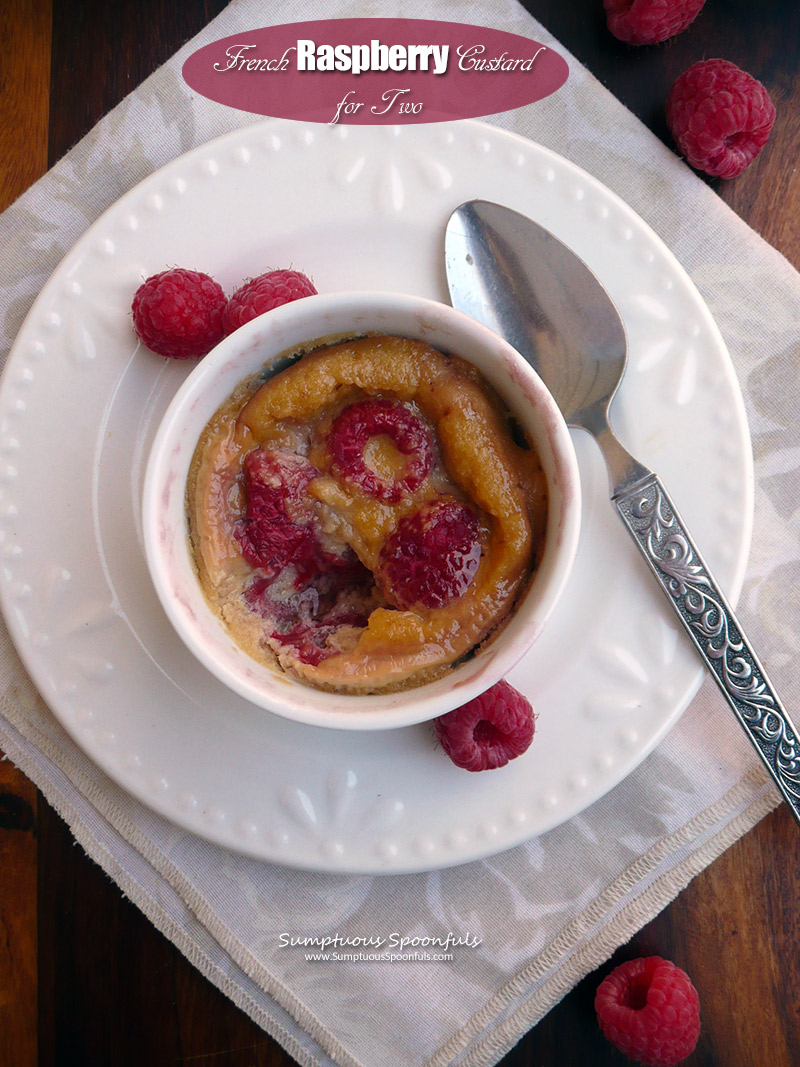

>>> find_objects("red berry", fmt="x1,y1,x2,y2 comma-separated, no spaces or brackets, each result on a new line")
237,448,366,590
328,398,434,503
604,0,705,46
595,956,701,1066
268,611,370,667
223,269,317,334
434,680,534,772
132,268,226,359
244,567,372,667
236,449,323,584
379,497,481,611
667,59,776,179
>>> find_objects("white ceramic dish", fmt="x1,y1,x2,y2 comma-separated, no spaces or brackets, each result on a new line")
0,119,752,872
143,291,581,729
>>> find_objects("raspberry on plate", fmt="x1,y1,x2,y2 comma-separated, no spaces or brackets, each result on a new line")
434,680,535,772
667,59,776,179
604,0,705,46
595,956,701,1066
379,497,481,611
223,269,317,334
327,397,434,503
132,267,226,359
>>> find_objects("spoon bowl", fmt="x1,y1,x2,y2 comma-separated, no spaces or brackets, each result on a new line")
446,199,628,429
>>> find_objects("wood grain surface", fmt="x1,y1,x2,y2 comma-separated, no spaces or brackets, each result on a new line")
1,2,799,1065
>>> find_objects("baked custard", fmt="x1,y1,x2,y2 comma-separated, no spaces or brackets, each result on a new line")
187,334,547,693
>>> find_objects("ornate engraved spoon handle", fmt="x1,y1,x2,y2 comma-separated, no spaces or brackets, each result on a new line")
614,472,800,822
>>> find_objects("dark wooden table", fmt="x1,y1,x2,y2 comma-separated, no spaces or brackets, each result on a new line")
2,2,799,1064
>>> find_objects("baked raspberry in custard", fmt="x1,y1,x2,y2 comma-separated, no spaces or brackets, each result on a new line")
187,334,548,693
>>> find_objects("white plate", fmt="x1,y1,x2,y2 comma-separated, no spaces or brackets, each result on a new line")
0,119,752,873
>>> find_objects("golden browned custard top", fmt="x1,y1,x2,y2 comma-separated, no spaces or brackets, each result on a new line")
188,334,547,693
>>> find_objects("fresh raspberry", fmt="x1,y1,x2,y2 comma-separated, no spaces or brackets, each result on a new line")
379,497,481,611
604,0,705,46
222,270,317,334
434,680,534,772
132,268,226,359
595,956,701,1066
328,398,434,502
666,59,776,179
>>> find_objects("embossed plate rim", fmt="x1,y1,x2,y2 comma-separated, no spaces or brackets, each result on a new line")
0,118,753,872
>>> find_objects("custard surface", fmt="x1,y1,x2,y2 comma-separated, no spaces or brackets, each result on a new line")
187,335,547,692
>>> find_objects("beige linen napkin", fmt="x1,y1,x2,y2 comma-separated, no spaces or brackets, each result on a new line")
0,1,794,1065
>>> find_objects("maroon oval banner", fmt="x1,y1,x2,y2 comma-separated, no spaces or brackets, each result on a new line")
182,18,568,124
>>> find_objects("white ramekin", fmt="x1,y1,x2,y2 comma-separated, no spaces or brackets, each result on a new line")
142,291,581,730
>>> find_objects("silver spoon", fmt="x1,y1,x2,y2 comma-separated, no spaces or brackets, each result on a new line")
446,198,800,822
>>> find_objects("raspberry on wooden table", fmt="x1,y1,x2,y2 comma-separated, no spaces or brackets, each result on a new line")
666,59,776,179
222,269,317,334
131,267,226,359
603,0,706,46
327,397,434,503
434,680,535,772
595,956,701,1066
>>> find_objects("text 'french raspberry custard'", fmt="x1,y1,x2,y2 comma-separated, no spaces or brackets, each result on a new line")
187,334,548,693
